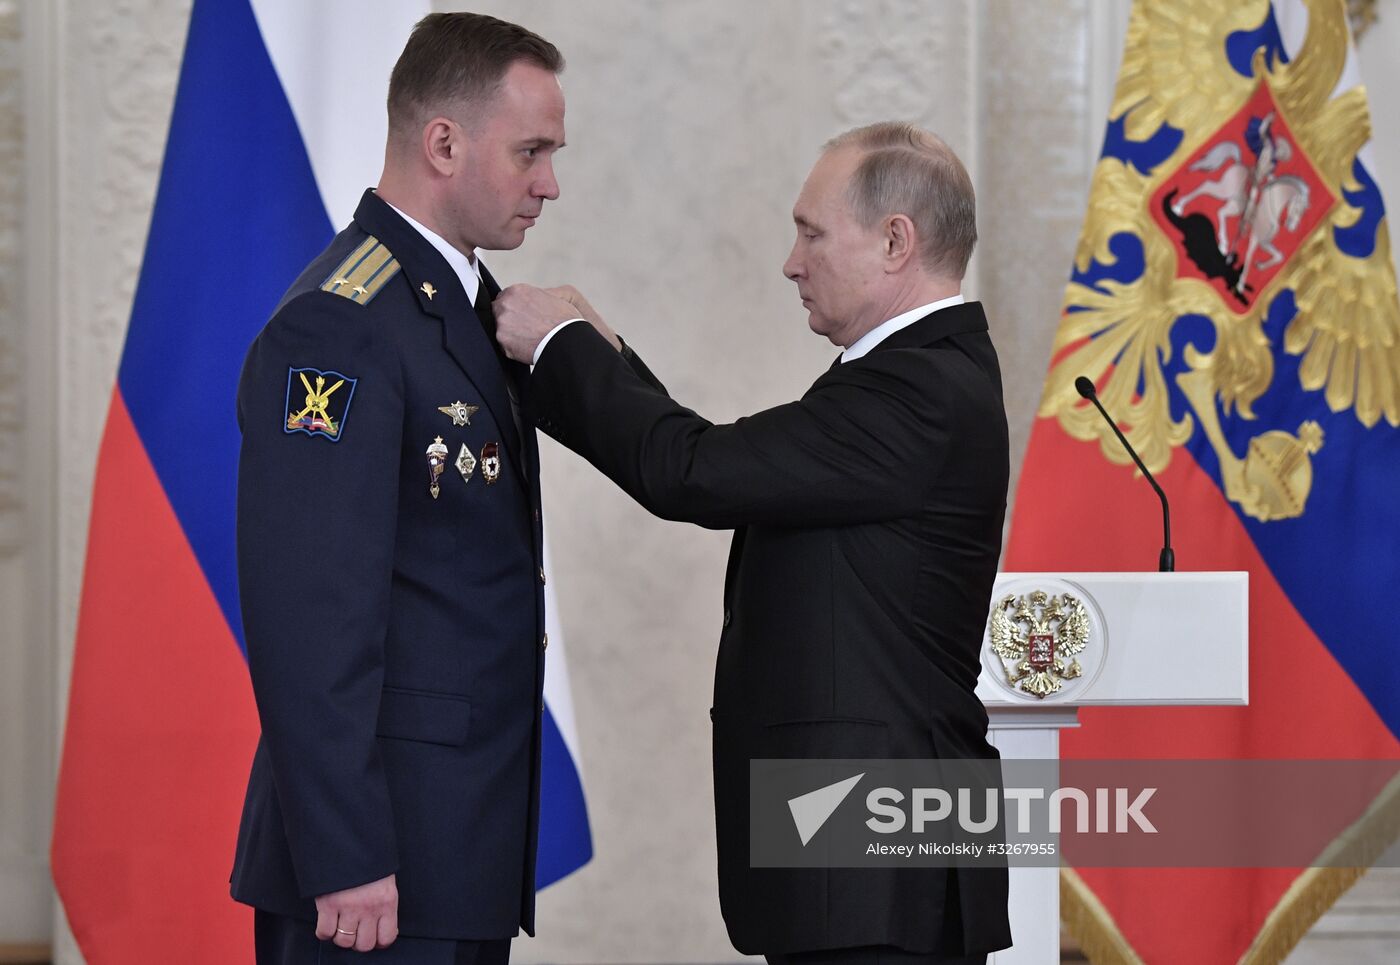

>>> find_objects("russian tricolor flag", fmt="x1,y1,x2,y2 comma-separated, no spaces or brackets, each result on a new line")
51,2,592,960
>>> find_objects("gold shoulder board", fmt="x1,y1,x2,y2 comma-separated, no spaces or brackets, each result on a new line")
320,236,401,306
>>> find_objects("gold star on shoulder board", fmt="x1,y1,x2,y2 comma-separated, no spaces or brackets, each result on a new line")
438,400,480,427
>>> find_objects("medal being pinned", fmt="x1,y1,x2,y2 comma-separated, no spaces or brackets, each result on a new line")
426,436,449,499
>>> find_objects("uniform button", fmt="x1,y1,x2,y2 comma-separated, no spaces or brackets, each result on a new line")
539,567,547,585
541,632,549,651
533,508,541,523
722,608,732,628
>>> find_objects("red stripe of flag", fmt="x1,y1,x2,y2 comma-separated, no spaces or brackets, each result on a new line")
52,391,258,962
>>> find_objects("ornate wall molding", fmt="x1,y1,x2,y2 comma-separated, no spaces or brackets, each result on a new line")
819,0,970,128
53,0,189,696
0,0,22,557
47,1,191,960
977,0,1096,526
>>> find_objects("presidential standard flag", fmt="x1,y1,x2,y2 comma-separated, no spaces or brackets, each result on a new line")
1006,1,1400,962
50,2,592,960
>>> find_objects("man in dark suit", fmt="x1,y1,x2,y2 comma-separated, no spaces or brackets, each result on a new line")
230,14,602,963
495,123,1012,964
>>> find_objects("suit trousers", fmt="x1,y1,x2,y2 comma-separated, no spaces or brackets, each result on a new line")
764,948,987,965
254,911,511,965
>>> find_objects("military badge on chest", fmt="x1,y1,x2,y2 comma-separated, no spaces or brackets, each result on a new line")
426,436,449,499
480,442,501,485
425,399,502,496
437,400,479,427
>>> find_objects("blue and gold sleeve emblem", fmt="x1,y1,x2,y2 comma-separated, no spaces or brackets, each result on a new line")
284,366,358,441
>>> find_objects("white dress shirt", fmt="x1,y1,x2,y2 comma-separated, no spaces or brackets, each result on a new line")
384,199,483,305
385,198,589,369
532,316,590,366
840,293,965,363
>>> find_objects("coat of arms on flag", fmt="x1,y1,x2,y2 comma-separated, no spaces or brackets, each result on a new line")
1006,1,1400,963
1039,0,1397,525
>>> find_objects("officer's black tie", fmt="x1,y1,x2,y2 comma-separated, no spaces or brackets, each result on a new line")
472,281,529,461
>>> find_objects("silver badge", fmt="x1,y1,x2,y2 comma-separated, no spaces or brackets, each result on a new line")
426,436,449,499
456,444,476,485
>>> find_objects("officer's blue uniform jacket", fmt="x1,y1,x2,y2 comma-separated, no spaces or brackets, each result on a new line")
230,190,547,939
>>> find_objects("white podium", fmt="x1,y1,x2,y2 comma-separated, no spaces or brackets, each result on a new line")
978,572,1248,965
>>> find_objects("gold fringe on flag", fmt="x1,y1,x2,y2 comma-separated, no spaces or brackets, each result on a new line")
1060,771,1400,965
1059,867,1143,965
1238,770,1400,965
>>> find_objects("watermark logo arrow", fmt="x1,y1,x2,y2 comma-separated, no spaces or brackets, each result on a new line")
787,773,865,846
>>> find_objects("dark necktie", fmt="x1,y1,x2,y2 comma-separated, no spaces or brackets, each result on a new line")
472,282,527,449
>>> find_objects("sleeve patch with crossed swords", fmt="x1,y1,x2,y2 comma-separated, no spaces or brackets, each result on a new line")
284,366,359,442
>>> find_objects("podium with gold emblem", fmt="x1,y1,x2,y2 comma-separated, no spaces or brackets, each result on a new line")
977,572,1248,965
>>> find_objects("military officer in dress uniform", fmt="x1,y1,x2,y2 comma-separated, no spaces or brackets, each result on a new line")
229,14,618,964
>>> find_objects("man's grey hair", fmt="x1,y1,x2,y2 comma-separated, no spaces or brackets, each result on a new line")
824,122,977,280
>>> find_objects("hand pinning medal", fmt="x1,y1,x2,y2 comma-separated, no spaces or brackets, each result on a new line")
426,436,449,499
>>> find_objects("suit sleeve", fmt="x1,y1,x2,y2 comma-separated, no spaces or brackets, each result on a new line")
618,335,667,393
235,291,402,898
531,321,953,529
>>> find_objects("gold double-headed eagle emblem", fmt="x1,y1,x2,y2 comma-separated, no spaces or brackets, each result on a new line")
1043,0,1399,522
988,590,1091,699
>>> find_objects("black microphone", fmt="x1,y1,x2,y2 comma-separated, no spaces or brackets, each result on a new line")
1074,376,1175,572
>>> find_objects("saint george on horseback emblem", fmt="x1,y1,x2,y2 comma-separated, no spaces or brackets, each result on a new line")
1153,84,1334,312
1041,1,1399,524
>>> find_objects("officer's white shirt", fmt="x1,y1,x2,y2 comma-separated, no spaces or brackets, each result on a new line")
385,200,483,305
386,199,588,362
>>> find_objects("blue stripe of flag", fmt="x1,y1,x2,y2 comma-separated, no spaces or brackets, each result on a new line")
117,0,331,652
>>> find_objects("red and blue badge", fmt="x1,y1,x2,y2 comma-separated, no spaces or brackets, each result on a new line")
284,366,358,441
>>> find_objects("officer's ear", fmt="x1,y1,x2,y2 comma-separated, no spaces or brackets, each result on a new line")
422,117,459,177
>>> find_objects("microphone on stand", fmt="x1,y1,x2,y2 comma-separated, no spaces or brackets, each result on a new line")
1074,376,1175,572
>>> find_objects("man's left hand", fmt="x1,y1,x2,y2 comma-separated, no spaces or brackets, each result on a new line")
495,284,586,363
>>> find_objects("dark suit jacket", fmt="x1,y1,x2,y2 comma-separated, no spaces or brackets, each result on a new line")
530,302,1012,956
230,190,548,939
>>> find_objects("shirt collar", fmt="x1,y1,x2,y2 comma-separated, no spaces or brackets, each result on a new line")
383,199,482,304
840,293,966,363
